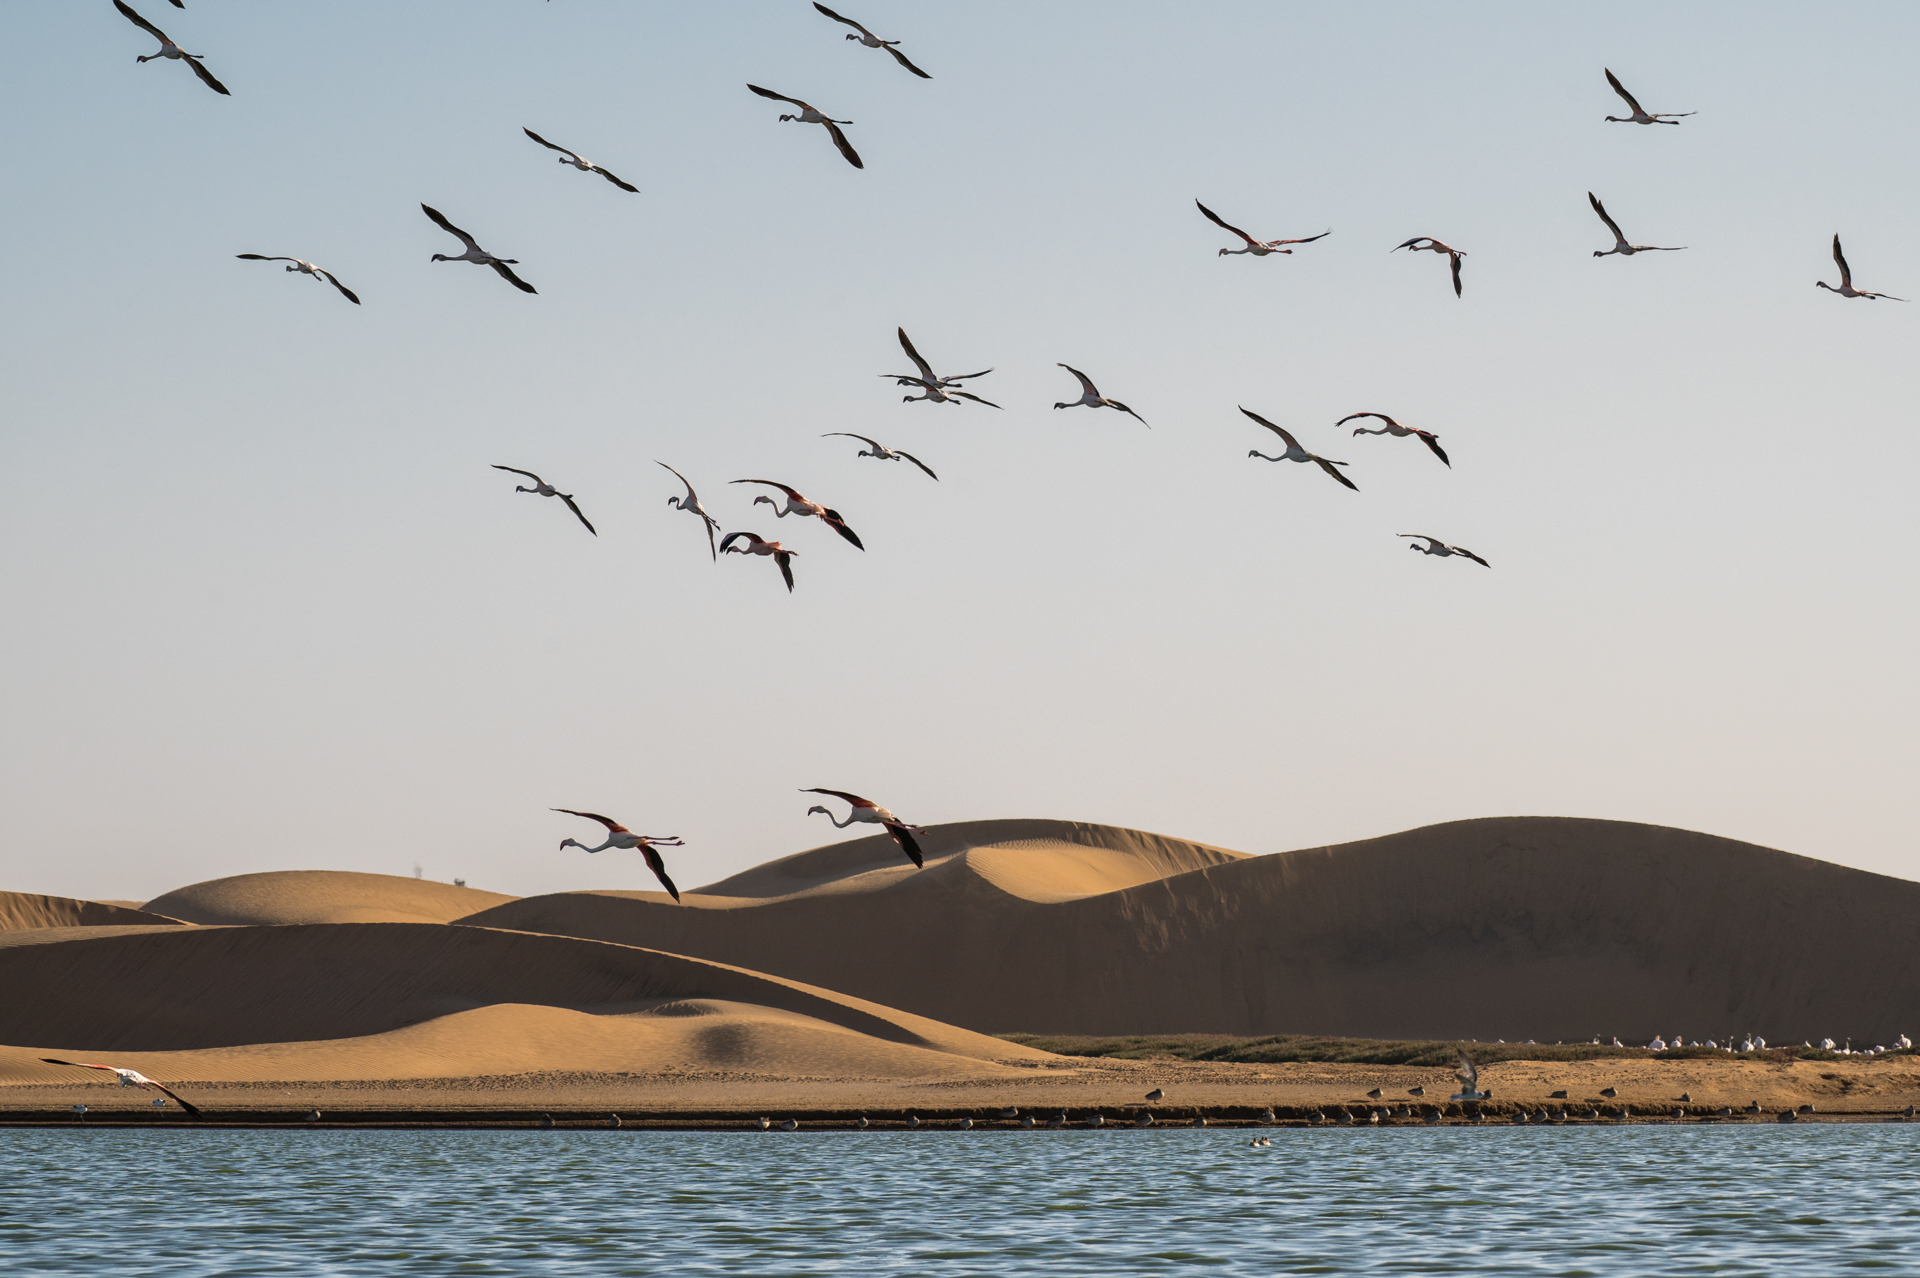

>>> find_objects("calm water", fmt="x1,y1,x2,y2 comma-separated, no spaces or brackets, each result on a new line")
6,1126,1920,1276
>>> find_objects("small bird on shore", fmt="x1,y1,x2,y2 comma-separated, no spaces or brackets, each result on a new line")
1135,1112,1153,1127
1339,412,1450,466
1450,1052,1490,1102
114,1,229,95
658,462,723,561
523,128,638,192
1408,1086,1426,1098
747,85,862,168
1678,1092,1692,1103
1259,1107,1275,1122
41,1059,202,1118
780,1119,799,1131
1603,68,1693,125
1338,1111,1354,1125
1020,1114,1035,1128
718,532,798,592
1048,1112,1067,1128
997,1107,1018,1119
856,1116,869,1129
1241,408,1357,489
305,1109,321,1122
424,205,535,293
1145,1088,1164,1102
71,1105,89,1118
607,1114,622,1129
1054,365,1150,427
1589,192,1685,257
540,1114,555,1129
1670,1107,1685,1120
908,1115,922,1128
1195,200,1329,257
958,1117,973,1130
802,789,926,868
1400,534,1489,567
1424,1109,1441,1125
236,255,360,304
552,809,685,901
812,4,930,78
1817,235,1905,301
1366,1088,1382,1099
730,480,864,549
1086,1114,1104,1128
1716,1107,1733,1117
1600,1087,1617,1098
823,433,938,480
1191,1116,1207,1128
1550,1090,1569,1099
492,466,594,534
1393,237,1466,297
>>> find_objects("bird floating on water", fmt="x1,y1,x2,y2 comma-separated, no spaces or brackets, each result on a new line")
423,205,535,293
1399,534,1489,567
1195,201,1329,257
718,532,797,592
552,809,684,901
1603,69,1693,125
114,1,228,95
1240,408,1357,490
41,1059,202,1117
1588,193,1685,257
801,789,926,868
523,128,638,193
823,433,937,480
491,466,595,534
747,85,862,168
1054,365,1150,427
657,462,723,560
1394,237,1466,297
812,4,930,78
729,480,864,549
235,255,360,304
1817,235,1905,301
1338,412,1449,466
889,329,999,407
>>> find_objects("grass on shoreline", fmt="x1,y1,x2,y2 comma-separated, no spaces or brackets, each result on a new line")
994,1033,1918,1068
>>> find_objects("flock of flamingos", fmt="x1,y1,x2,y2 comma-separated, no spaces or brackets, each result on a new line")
47,2,1904,1116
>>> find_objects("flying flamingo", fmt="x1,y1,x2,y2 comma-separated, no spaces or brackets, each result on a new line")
812,4,931,78
422,205,536,293
1393,237,1466,297
40,1059,203,1117
491,466,595,534
729,481,863,549
657,461,722,560
522,128,639,192
801,789,926,868
1400,534,1489,567
235,255,360,304
1817,235,1905,300
114,1,229,95
1588,193,1684,257
888,328,998,406
822,433,938,480
747,85,863,169
1195,201,1329,257
1240,407,1357,490
1603,69,1693,125
1054,365,1150,427
1337,412,1449,466
719,532,798,592
552,809,685,901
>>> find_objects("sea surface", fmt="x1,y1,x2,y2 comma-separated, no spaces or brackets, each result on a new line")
6,1125,1920,1276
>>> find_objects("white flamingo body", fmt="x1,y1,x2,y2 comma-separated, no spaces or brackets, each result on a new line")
235,255,360,304
491,465,595,535
115,1,229,95
822,433,937,480
1054,364,1150,427
1817,235,1905,300
747,85,863,168
1240,407,1357,490
730,480,863,549
1401,534,1490,567
553,809,684,901
1195,201,1329,257
1588,193,1684,257
658,462,722,560
718,531,799,592
523,128,639,192
801,788,926,868
422,205,536,293
1604,69,1694,125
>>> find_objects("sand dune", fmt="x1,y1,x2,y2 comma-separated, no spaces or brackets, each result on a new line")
461,816,1920,1043
0,891,184,931
143,870,516,925
0,921,1049,1080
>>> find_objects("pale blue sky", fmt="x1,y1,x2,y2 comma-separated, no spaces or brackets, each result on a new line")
3,1,1916,901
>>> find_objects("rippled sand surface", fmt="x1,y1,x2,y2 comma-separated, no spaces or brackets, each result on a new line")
10,1126,1920,1275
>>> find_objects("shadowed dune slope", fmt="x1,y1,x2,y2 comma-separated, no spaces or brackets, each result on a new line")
0,922,1050,1073
462,817,1920,1042
0,892,185,931
143,871,517,925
